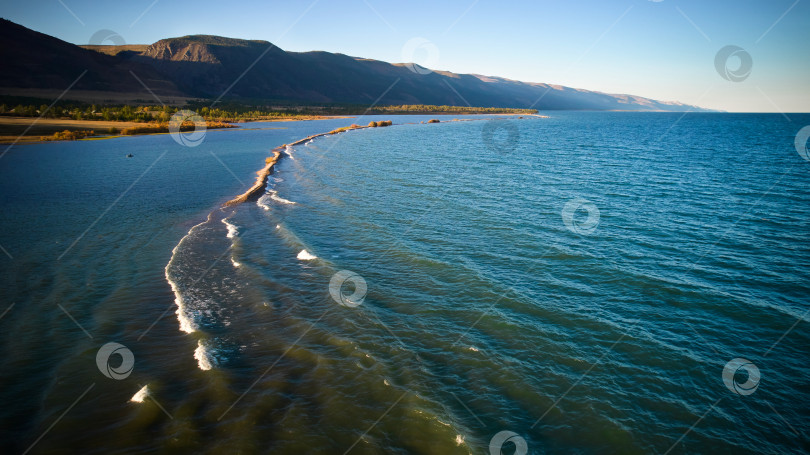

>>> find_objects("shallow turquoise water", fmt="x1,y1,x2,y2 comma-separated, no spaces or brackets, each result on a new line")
1,113,808,454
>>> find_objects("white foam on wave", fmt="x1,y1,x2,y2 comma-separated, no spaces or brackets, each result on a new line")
166,268,197,333
195,340,215,371
221,217,239,239
269,190,296,205
276,225,322,263
297,249,317,261
258,191,296,209
165,220,207,334
173,289,197,333
130,385,149,403
257,194,272,211
284,145,296,160
166,263,198,334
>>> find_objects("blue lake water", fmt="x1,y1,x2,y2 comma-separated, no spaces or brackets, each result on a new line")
1,112,808,454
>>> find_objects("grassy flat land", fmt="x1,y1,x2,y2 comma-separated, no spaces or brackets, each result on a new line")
0,117,145,144
0,117,246,144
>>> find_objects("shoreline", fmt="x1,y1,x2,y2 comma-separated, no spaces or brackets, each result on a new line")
0,113,546,145
221,114,539,208
222,124,372,206
0,115,348,145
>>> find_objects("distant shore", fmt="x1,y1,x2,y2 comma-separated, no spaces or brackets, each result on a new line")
0,112,547,145
0,115,345,145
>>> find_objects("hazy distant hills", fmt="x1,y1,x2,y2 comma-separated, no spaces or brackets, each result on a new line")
0,18,707,111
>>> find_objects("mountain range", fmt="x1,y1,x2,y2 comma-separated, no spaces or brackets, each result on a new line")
0,18,708,111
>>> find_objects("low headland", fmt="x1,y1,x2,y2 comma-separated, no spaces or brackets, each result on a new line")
0,97,537,145
223,115,537,207
223,121,392,206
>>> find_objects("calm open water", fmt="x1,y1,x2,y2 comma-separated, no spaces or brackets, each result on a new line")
0,112,808,454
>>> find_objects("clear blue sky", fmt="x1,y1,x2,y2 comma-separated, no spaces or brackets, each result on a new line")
2,0,808,112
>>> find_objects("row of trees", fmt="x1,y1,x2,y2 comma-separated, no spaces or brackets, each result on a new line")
0,102,326,123
0,101,537,123
0,103,176,122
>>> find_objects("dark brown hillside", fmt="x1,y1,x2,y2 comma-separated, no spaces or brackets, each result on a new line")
0,18,183,97
0,19,707,111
